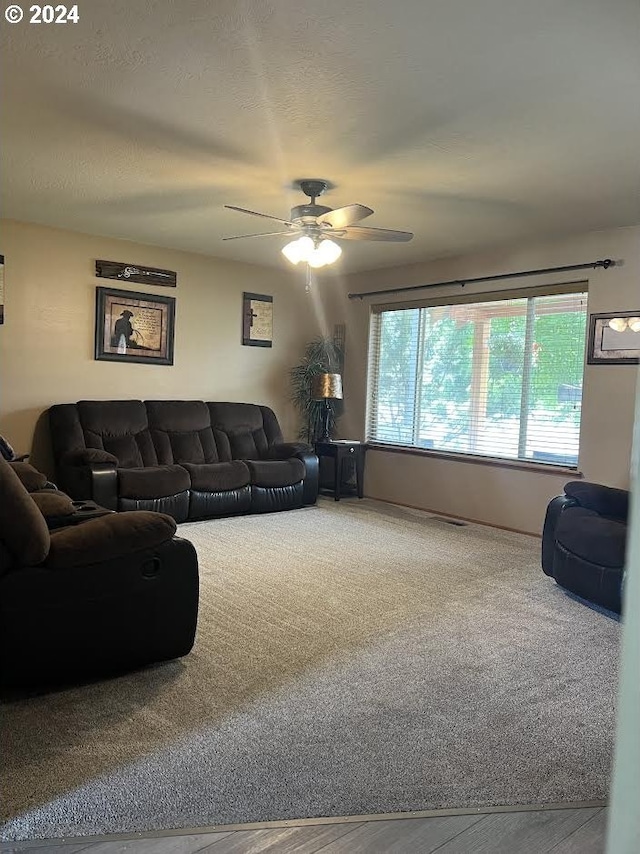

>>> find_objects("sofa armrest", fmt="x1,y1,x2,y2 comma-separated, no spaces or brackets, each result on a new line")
61,448,119,466
267,441,313,458
46,511,177,569
57,458,119,509
8,461,48,492
541,494,577,576
31,490,76,522
564,481,629,521
267,442,319,505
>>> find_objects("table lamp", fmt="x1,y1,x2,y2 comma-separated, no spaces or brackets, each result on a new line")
311,373,343,442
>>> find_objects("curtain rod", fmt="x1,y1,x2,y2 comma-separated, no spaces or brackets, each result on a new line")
347,258,615,300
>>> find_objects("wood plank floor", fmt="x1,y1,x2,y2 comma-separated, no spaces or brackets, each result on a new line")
0,806,608,854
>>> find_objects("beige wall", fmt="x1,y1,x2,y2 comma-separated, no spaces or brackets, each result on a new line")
321,225,640,534
2,218,637,532
0,219,322,476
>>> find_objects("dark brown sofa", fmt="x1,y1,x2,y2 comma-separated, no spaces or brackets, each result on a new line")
0,456,199,690
48,400,319,522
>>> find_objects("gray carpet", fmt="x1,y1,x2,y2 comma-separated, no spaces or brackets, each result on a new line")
1,498,619,841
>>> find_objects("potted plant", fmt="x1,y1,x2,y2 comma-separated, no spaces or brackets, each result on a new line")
290,337,344,443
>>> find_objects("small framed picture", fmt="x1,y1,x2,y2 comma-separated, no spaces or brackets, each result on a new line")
587,311,640,365
242,292,273,347
95,287,175,365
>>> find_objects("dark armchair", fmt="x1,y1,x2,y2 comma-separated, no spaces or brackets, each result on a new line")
542,480,628,614
0,456,199,690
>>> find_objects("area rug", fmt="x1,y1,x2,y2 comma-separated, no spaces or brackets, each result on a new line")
0,498,619,840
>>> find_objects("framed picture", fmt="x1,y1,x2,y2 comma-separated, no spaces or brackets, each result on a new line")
242,292,273,347
587,311,640,365
0,254,4,325
96,259,177,287
95,287,175,365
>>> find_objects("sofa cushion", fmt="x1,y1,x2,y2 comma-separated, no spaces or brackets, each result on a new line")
246,459,305,489
556,507,627,568
0,457,50,566
146,400,221,465
182,460,249,492
118,465,191,500
146,400,210,433
8,461,48,492
78,399,148,434
208,402,274,460
77,400,158,468
47,511,177,569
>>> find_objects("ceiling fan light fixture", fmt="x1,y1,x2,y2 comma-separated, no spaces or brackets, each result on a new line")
282,235,314,265
314,239,342,266
282,236,342,268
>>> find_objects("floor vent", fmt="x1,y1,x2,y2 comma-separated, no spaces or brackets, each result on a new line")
431,516,468,526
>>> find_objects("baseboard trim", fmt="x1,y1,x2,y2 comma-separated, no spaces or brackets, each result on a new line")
360,495,542,538
3,800,607,849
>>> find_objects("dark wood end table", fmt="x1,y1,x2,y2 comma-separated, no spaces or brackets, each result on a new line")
314,440,368,501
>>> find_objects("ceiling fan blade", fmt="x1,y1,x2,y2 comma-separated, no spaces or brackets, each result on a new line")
224,205,293,226
335,225,414,242
316,204,374,229
222,230,295,241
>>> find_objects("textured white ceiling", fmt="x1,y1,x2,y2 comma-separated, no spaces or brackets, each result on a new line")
2,0,639,273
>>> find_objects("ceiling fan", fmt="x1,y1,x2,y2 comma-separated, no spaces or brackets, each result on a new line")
223,179,413,268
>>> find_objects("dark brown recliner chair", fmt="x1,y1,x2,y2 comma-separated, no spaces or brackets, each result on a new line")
0,457,199,690
542,481,628,614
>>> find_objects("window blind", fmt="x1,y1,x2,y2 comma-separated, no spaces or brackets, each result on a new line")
367,288,588,467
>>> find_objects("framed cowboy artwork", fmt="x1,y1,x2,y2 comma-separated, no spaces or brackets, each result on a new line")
95,287,175,365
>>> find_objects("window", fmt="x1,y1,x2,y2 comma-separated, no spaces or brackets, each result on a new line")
367,288,588,467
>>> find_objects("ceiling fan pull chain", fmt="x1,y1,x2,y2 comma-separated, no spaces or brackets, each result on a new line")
305,264,312,293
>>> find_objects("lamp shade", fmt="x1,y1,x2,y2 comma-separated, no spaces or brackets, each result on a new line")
311,373,343,400
308,239,343,268
282,236,343,268
282,235,314,265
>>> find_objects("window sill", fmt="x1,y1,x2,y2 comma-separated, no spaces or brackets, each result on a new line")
367,442,583,477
